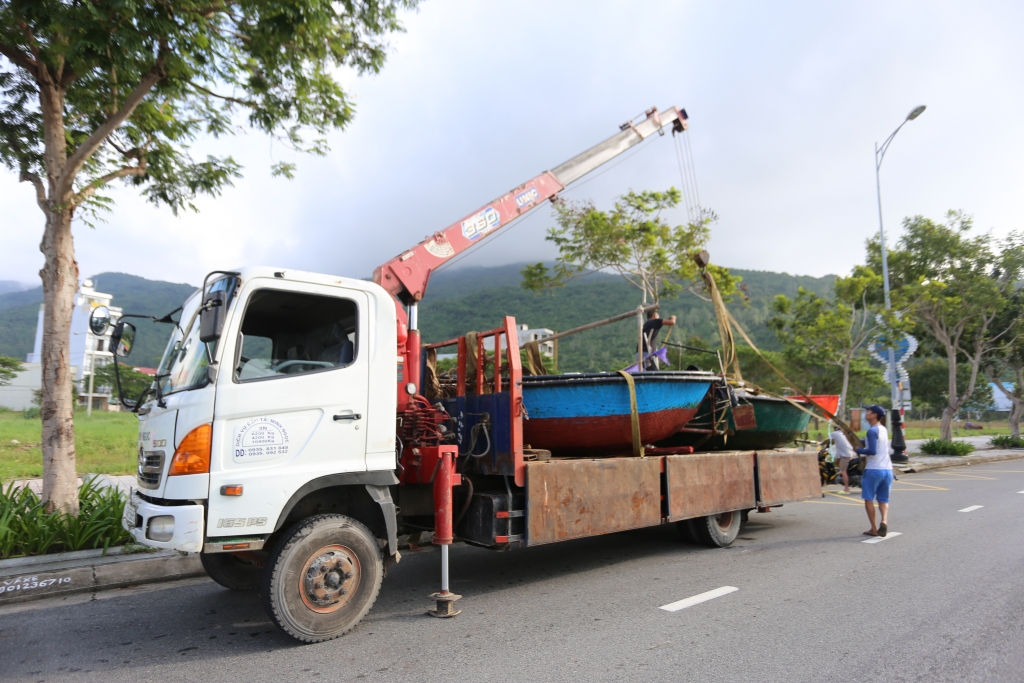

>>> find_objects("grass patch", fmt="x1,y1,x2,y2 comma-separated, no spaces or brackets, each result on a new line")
990,434,1024,449
0,477,133,559
919,439,976,456
0,411,138,481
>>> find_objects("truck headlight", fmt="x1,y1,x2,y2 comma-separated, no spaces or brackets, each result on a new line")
147,515,175,542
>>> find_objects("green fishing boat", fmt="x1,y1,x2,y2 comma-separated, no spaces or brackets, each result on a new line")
660,389,836,451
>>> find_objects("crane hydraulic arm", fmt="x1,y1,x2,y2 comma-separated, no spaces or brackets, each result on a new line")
372,106,689,305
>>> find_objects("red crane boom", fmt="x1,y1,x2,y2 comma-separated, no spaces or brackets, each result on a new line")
372,106,689,305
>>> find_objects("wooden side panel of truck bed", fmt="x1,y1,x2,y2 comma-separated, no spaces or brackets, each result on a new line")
665,453,756,521
756,450,821,506
525,458,661,546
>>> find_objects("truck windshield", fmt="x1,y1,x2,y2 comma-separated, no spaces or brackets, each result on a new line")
156,295,208,396
155,277,236,396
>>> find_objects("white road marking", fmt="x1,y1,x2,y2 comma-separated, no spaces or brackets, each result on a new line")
1018,490,1024,494
660,586,738,612
862,532,902,544
959,505,984,512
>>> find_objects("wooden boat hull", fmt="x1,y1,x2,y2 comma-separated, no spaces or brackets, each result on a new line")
521,372,713,455
665,393,839,451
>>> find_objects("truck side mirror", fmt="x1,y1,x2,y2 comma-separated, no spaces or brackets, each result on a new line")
111,321,136,357
199,290,227,343
89,306,111,336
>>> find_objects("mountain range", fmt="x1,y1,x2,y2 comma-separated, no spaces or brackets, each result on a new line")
0,265,836,373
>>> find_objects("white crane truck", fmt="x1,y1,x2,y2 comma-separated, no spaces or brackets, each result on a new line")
96,106,821,643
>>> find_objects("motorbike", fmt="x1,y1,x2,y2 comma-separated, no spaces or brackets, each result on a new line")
818,441,863,488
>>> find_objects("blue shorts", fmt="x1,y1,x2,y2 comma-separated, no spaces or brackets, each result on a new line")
861,469,894,503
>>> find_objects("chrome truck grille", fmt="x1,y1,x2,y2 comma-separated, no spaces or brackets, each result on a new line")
137,449,165,489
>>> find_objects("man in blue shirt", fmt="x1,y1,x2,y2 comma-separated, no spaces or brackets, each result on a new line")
857,405,893,537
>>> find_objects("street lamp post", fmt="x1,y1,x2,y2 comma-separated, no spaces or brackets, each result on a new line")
874,105,925,452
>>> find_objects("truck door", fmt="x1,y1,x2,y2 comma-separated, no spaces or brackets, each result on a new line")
207,280,370,538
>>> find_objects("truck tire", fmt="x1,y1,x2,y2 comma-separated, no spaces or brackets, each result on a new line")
689,511,742,548
200,552,262,591
261,514,383,643
675,519,698,544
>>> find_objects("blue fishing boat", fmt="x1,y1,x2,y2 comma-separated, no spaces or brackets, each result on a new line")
521,372,714,455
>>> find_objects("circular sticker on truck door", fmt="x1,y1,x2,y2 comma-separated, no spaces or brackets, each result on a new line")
233,417,291,463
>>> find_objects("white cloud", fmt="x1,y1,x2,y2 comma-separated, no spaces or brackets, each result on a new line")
2,1,1022,288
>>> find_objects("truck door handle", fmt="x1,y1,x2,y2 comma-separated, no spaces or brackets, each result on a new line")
333,413,362,421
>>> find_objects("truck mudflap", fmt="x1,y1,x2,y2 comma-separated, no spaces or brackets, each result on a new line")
755,450,822,506
123,491,205,553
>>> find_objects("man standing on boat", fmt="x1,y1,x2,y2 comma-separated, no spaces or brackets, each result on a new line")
642,310,676,370
857,405,893,537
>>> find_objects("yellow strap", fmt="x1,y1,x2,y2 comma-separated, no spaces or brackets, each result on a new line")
523,340,548,376
617,371,645,457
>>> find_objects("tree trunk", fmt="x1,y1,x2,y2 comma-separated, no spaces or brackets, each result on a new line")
839,357,851,422
37,79,80,515
39,207,80,514
942,342,957,441
1010,399,1022,440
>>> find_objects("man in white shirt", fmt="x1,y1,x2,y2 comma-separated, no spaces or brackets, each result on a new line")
856,405,893,537
831,426,855,493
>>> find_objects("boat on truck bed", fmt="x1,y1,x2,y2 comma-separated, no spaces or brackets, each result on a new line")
520,371,714,455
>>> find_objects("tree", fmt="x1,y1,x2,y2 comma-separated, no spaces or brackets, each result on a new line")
521,189,739,304
909,356,994,419
876,212,1023,440
984,285,1024,438
0,355,23,386
767,266,885,419
0,0,415,513
92,362,152,404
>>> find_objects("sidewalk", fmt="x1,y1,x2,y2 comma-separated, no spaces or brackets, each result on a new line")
899,435,1024,472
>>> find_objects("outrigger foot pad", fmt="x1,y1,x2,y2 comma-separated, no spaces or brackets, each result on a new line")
427,591,462,618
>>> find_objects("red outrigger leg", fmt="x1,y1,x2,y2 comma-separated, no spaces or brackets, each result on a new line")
428,446,461,617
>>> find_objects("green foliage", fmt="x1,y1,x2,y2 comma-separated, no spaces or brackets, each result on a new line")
909,356,994,417
521,189,739,303
767,266,887,415
0,355,21,385
0,477,132,559
93,362,153,403
990,434,1024,449
871,212,1024,425
918,439,975,456
0,0,417,216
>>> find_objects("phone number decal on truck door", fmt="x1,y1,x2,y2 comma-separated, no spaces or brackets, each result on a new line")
233,416,298,463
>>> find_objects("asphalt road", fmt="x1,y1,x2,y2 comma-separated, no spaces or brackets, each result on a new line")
3,461,1023,683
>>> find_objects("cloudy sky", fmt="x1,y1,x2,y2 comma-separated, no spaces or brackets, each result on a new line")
2,1,1022,288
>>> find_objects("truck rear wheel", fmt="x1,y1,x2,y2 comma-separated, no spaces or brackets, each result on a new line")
261,514,383,643
200,552,262,591
689,511,742,548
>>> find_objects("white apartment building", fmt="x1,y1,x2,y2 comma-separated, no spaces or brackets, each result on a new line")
26,279,122,410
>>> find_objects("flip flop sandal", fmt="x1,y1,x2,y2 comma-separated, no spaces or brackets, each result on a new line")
863,531,878,537
878,523,887,537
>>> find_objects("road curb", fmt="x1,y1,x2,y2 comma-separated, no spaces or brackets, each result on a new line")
899,450,1024,473
0,546,204,606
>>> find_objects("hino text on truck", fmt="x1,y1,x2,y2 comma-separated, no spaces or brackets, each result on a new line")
89,105,822,643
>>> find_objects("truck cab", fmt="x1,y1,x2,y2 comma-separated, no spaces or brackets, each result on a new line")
121,267,400,641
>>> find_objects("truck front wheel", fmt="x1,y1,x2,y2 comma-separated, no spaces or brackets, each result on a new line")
200,552,262,591
689,511,742,548
261,514,383,643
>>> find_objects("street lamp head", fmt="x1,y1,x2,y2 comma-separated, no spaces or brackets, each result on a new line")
907,105,926,121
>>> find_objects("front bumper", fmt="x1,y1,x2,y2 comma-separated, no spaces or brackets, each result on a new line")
123,491,205,553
